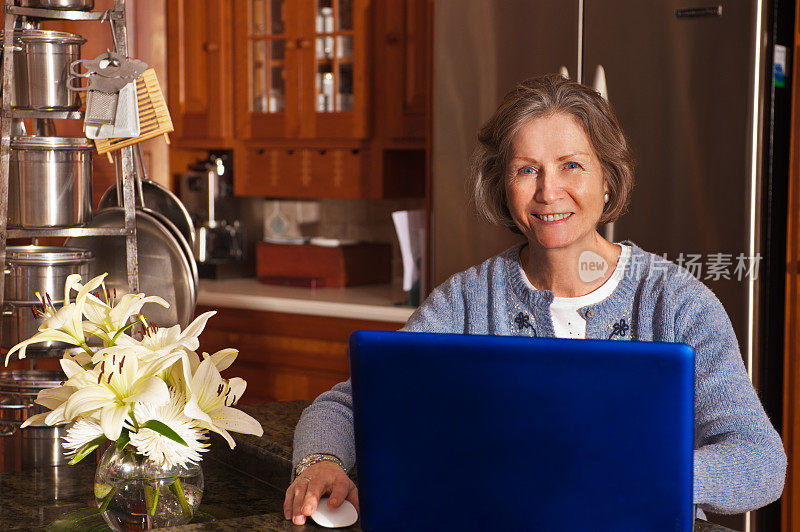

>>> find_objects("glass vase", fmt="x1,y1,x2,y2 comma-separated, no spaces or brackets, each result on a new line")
94,445,204,531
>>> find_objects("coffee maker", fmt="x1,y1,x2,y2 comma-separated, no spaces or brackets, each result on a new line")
178,151,261,279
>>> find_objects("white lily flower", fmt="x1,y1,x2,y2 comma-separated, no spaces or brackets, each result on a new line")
116,311,217,361
3,273,106,365
81,283,169,346
129,391,209,468
183,357,263,448
62,418,105,457
20,384,75,428
61,348,178,441
178,348,239,387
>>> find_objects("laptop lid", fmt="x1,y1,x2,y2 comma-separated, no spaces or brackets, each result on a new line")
349,330,694,532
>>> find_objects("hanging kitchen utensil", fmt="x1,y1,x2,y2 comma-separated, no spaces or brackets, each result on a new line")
68,51,147,139
92,68,173,159
83,80,139,139
65,208,196,328
97,146,196,250
142,207,198,294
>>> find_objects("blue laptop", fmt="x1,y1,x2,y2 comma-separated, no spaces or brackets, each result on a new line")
348,330,695,532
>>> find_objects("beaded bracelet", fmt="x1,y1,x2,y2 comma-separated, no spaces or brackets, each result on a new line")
294,453,347,479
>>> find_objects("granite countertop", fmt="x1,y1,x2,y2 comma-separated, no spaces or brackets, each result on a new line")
0,401,737,531
197,279,414,323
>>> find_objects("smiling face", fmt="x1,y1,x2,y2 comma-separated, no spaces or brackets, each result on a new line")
505,112,608,252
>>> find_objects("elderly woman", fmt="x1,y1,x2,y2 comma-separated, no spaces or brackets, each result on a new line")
283,74,786,525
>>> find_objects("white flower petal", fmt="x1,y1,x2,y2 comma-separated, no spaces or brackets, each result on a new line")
60,358,86,379
190,357,221,410
209,405,264,437
207,348,238,372
64,386,115,420
62,418,105,456
125,376,170,405
35,386,74,410
21,412,52,428
45,402,69,425
180,311,216,343
100,403,129,441
183,394,213,425
203,422,237,449
227,378,247,404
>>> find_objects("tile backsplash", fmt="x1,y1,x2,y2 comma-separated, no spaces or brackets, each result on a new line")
263,198,425,284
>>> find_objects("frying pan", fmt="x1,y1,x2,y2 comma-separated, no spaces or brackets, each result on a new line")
65,207,196,328
98,145,196,251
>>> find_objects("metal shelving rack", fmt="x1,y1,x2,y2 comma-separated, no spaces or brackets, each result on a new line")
0,0,140,322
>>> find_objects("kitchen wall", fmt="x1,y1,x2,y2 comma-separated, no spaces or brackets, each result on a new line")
263,198,425,285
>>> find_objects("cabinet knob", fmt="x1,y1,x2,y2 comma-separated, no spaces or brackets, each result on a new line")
298,38,312,49
203,42,220,53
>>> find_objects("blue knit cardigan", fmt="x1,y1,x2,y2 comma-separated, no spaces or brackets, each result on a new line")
293,242,786,514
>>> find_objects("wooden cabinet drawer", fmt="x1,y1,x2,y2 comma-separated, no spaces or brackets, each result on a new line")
196,306,401,402
236,147,368,198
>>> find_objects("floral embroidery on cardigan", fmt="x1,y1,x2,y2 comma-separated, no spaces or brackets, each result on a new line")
608,318,629,339
514,312,536,335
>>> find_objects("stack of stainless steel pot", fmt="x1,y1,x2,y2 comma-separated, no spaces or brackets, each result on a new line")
0,370,68,469
0,29,85,110
9,137,93,228
0,27,93,230
0,18,93,472
2,246,93,352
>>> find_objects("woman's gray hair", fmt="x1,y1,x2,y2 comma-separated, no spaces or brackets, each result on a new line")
470,74,634,231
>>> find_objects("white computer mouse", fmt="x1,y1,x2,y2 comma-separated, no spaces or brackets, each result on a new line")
309,496,358,528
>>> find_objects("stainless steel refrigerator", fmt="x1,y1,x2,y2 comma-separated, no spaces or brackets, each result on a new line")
431,1,793,530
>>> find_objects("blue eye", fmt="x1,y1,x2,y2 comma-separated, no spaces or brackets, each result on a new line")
520,167,535,175
566,162,581,170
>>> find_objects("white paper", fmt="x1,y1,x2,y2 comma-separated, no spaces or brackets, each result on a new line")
393,209,426,292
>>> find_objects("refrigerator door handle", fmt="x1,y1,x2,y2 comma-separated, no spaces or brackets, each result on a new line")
593,64,614,243
559,65,570,79
593,64,608,101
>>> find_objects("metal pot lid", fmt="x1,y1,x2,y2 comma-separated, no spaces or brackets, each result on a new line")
11,136,94,150
0,370,65,390
0,29,85,45
6,246,94,264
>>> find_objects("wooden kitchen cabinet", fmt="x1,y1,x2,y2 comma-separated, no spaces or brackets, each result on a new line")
167,0,234,142
195,305,401,403
233,0,370,141
167,0,429,199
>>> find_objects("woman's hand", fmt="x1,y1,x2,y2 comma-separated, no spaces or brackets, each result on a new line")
283,461,359,525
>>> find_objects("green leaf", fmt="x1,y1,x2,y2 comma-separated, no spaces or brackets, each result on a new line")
111,321,138,345
141,420,188,447
68,435,107,465
116,430,130,450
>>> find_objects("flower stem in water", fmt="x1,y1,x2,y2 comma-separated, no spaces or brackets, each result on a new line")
151,483,161,516
144,482,154,515
98,487,117,513
171,478,191,518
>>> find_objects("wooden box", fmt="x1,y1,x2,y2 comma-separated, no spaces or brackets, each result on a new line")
256,241,392,287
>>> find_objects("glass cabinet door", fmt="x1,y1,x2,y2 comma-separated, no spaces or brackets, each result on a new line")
235,0,367,140
251,0,287,113
300,0,368,139
235,0,300,138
